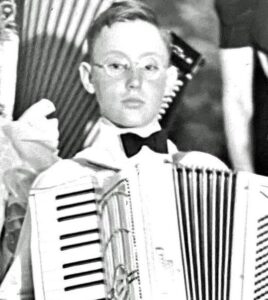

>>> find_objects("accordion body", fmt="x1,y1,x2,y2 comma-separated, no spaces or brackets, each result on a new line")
30,160,268,300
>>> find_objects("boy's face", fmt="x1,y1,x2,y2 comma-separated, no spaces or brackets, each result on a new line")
82,20,170,128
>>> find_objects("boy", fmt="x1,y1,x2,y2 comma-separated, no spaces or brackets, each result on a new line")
0,1,226,298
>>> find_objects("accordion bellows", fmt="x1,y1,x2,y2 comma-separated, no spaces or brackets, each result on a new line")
14,0,108,158
30,160,268,300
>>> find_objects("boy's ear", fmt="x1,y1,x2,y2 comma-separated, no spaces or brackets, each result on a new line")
79,62,95,94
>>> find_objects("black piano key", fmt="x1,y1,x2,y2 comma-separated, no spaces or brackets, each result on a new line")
60,239,101,251
64,279,105,291
57,210,97,222
56,188,95,200
64,268,104,280
60,228,99,240
63,257,103,269
57,199,96,211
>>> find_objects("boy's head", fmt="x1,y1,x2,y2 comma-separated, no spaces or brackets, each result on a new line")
80,0,175,128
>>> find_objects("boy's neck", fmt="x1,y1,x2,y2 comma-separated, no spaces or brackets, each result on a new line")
100,116,162,137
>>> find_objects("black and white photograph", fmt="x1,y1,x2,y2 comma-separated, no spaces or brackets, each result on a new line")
0,0,268,299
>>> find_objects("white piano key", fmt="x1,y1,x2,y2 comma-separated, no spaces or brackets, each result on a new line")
61,243,102,262
37,251,63,273
39,232,101,256
42,268,104,291
33,192,96,219
34,201,57,215
39,243,102,269
64,272,105,290
34,200,57,221
63,260,103,275
57,215,99,236
36,249,103,274
33,227,60,244
44,283,106,300
60,232,100,248
59,224,100,240
35,216,99,243
56,202,97,218
32,217,99,246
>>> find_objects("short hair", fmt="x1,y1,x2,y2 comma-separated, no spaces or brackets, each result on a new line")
86,0,171,62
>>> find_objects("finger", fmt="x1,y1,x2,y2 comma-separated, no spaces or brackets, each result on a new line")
160,102,170,109
176,80,184,86
162,97,173,103
159,108,166,115
164,90,177,98
20,99,56,121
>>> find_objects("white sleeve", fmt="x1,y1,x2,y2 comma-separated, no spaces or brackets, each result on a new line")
220,47,254,172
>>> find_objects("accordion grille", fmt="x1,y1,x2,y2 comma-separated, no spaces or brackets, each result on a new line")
175,167,236,300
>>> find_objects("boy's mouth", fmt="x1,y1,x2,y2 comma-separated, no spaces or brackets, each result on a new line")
122,98,144,108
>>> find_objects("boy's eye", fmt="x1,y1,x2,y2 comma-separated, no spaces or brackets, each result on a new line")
144,64,159,71
107,63,126,70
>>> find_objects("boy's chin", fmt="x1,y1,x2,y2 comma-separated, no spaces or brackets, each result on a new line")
112,118,156,129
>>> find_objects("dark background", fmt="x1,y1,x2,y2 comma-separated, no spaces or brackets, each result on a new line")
147,0,230,165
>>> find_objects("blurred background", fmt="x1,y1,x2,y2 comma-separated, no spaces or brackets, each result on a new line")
1,0,230,165
147,0,229,164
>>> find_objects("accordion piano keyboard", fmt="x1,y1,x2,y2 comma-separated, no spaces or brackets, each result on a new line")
30,180,106,300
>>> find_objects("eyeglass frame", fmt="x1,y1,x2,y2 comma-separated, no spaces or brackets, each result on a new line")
92,55,169,80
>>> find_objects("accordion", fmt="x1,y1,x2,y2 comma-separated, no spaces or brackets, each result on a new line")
30,160,268,300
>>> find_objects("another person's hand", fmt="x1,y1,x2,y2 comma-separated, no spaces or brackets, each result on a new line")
3,99,60,171
18,99,59,149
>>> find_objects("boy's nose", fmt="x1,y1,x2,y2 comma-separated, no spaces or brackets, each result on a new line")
126,68,143,90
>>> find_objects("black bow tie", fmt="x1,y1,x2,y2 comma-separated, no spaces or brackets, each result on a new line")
120,130,168,158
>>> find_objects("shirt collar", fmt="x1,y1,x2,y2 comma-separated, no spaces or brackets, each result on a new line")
75,116,168,169
98,116,162,137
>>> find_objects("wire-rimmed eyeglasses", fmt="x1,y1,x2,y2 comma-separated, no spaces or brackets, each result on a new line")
92,55,168,80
